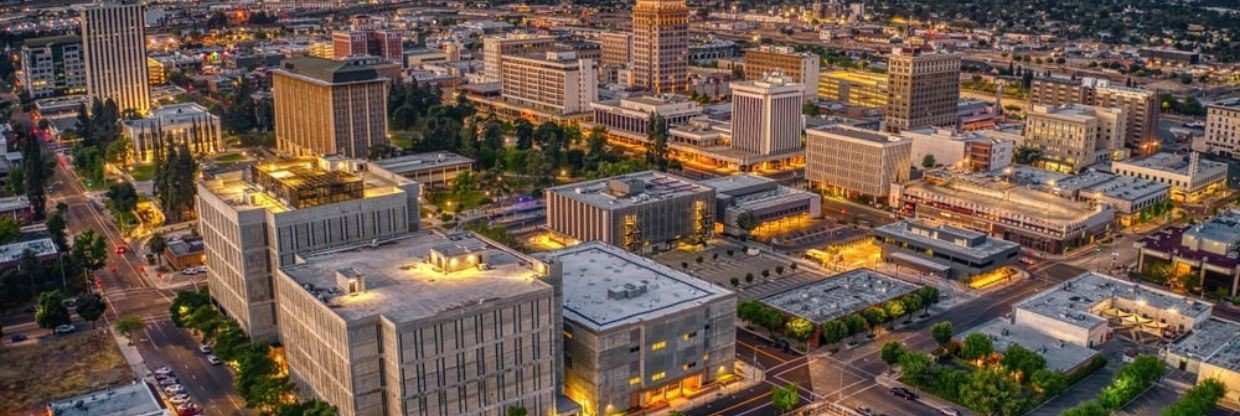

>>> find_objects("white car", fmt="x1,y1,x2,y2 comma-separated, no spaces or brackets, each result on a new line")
198,344,211,354
181,268,198,275
206,354,222,366
169,394,192,404
164,384,185,394
53,324,76,334
157,377,179,386
154,366,174,376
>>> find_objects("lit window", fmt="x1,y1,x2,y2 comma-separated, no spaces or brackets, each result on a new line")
682,331,697,340
651,341,667,351
629,377,641,385
651,372,666,381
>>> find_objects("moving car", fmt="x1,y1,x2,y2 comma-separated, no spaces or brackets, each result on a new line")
198,344,211,354
206,354,222,366
164,384,185,394
53,324,76,334
890,387,918,400
154,366,174,376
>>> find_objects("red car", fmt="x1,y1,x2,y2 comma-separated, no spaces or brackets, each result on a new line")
114,245,128,255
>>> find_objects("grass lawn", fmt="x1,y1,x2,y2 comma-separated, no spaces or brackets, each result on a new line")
212,152,247,165
427,189,490,212
0,330,133,414
130,163,155,181
391,130,418,150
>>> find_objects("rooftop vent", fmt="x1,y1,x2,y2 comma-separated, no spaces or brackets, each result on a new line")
336,267,366,296
607,282,649,300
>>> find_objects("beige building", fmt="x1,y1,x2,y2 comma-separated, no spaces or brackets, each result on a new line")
598,31,633,67
1030,77,1160,151
501,51,598,115
818,70,888,108
1201,98,1240,158
540,242,735,416
884,48,960,132
806,125,911,199
482,33,558,83
275,231,562,416
632,0,689,93
1023,104,1127,173
273,57,390,159
196,156,420,341
742,45,820,99
122,103,222,162
730,74,804,156
79,1,150,114
545,171,715,252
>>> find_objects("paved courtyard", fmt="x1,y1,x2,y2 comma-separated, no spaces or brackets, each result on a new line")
651,240,826,301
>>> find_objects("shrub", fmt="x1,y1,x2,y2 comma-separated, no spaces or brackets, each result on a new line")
1162,378,1225,416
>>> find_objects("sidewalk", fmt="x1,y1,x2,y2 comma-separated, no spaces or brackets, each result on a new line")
646,361,766,416
109,324,150,379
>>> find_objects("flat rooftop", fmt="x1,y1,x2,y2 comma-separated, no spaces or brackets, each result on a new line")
1168,318,1240,371
966,319,1100,372
124,103,215,130
277,56,386,84
1082,175,1169,202
48,381,164,416
0,238,57,263
762,268,919,324
904,173,1106,224
200,156,408,213
373,151,474,175
547,170,713,210
1113,152,1227,178
700,174,774,195
539,242,732,332
809,125,906,145
1015,272,1211,331
874,219,1020,260
280,231,551,323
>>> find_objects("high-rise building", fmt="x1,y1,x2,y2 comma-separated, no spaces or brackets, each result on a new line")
332,30,404,65
1023,104,1127,172
742,45,820,99
79,1,150,114
501,51,598,115
195,156,420,341
1030,77,1160,152
598,31,633,67
806,125,912,198
20,35,85,99
541,242,735,416
884,48,960,133
818,70,888,108
274,231,560,416
545,171,714,252
1202,98,1240,158
272,57,389,159
631,0,689,94
730,74,804,155
482,33,558,83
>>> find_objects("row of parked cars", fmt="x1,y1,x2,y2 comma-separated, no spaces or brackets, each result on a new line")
153,366,201,415
181,265,207,276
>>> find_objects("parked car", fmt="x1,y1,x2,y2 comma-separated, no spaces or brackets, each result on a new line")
939,408,962,416
164,384,186,394
154,366,174,376
53,324,76,335
890,387,917,400
198,344,211,354
177,404,201,416
9,334,27,342
206,354,222,366
157,377,178,386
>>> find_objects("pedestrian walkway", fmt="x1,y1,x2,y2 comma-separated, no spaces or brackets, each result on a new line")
646,361,766,416
109,324,150,379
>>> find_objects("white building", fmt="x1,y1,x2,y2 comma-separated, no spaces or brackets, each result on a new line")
1023,104,1126,172
501,51,597,115
79,1,150,114
122,103,222,162
1111,152,1228,203
1201,97,1240,158
729,74,804,156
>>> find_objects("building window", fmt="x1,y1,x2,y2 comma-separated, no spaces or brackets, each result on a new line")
651,372,666,381
629,377,641,385
683,331,697,341
651,341,667,351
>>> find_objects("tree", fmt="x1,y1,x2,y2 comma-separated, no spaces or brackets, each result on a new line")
881,341,905,365
278,400,337,416
785,318,814,341
885,299,907,320
76,293,107,328
106,135,133,166
922,154,937,169
1014,146,1042,164
959,367,1027,416
802,101,820,116
736,212,759,234
506,406,527,416
771,383,799,413
148,233,168,255
1030,369,1067,397
23,137,47,220
645,114,669,171
1162,378,1224,416
46,209,68,251
845,314,868,335
114,315,144,338
35,290,71,328
822,320,848,344
1062,400,1108,416
961,333,994,361
1001,344,1047,381
898,351,933,381
72,230,109,275
514,119,534,149
930,321,954,347
1099,355,1164,409
861,307,887,327
0,217,19,245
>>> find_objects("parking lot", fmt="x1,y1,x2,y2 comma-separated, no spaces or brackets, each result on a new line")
652,240,831,301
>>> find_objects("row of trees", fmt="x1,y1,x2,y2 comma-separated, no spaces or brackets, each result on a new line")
1161,378,1225,416
1063,355,1165,416
0,205,107,310
170,290,337,415
821,286,940,345
151,141,199,223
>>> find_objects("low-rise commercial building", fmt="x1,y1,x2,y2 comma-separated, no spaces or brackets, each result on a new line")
1111,152,1227,204
46,381,165,416
591,95,703,150
545,171,715,252
196,156,420,341
892,171,1114,254
701,174,821,237
1165,318,1240,403
873,219,1020,282
0,195,34,225
762,268,919,326
122,103,222,162
903,128,1017,172
1137,210,1240,297
373,151,473,189
540,242,735,416
1077,175,1169,225
275,231,561,416
806,125,911,199
0,238,59,270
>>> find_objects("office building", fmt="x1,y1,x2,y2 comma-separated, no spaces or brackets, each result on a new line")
196,156,420,341
730,74,804,156
545,171,714,252
598,31,633,67
742,45,820,99
1111,152,1227,203
1030,77,1160,151
902,128,1017,172
501,51,598,115
1201,98,1240,158
892,171,1114,254
591,95,703,148
275,231,560,416
482,33,558,83
20,35,85,99
874,220,1020,281
1138,209,1240,297
806,125,911,199
884,48,960,132
273,57,390,159
332,30,403,65
122,103,222,162
701,174,820,237
1023,104,1127,172
373,151,473,189
632,0,689,93
541,242,735,416
79,1,151,114
818,70,888,108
